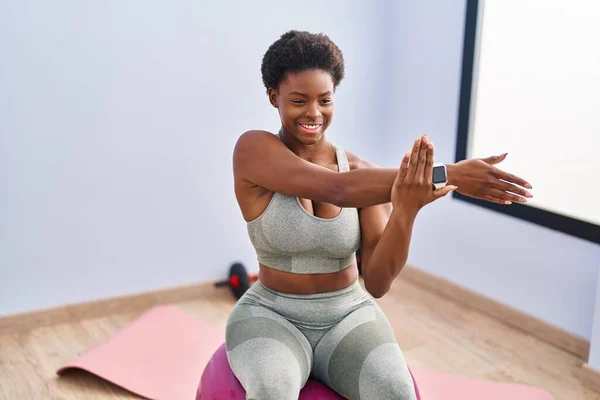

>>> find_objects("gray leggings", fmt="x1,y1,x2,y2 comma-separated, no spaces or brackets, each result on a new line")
225,279,417,400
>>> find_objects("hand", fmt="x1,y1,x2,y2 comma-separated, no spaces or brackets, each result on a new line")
392,135,457,215
448,154,533,205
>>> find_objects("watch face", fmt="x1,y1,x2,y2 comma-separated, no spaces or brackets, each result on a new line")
432,166,447,183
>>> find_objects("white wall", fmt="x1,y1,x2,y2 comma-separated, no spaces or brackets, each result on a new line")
2,0,599,349
0,0,388,316
382,1,600,341
589,272,600,368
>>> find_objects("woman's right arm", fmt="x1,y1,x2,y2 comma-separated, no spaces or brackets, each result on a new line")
233,130,398,208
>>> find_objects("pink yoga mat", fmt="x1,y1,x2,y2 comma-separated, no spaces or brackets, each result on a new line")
57,306,225,400
409,368,553,400
57,305,554,400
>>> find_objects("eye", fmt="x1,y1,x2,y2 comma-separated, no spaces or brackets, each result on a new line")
291,99,305,104
321,98,332,105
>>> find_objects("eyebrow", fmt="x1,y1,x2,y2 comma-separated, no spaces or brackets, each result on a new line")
288,91,332,97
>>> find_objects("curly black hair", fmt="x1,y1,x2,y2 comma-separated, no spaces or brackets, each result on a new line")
261,30,345,93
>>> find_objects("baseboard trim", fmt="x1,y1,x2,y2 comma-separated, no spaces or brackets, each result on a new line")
401,265,590,360
580,363,600,393
0,279,225,335
2,266,591,361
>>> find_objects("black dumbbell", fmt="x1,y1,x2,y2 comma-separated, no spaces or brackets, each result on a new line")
215,262,258,300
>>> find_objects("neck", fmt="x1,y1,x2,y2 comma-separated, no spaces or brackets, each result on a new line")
278,127,334,163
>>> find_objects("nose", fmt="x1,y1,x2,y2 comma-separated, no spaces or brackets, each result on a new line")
306,102,322,118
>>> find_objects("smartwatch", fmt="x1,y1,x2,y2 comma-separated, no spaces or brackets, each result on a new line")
432,163,447,190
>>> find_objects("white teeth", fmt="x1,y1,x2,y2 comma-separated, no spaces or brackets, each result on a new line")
301,124,320,130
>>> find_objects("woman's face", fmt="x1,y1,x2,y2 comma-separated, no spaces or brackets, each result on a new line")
268,69,334,145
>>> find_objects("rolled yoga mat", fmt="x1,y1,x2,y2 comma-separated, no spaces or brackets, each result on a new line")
56,305,554,399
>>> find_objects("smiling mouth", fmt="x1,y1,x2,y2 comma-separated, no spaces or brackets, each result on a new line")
299,123,323,131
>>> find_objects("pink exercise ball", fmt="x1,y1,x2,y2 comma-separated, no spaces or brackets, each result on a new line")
197,343,420,400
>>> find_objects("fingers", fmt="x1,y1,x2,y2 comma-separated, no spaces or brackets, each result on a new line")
398,152,411,182
482,153,508,165
414,135,429,180
479,194,514,205
493,168,533,189
408,137,422,180
480,188,528,204
433,185,458,199
494,180,533,199
424,142,434,184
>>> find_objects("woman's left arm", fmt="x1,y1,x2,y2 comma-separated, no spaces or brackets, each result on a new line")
345,134,534,297
346,152,415,299
357,204,417,299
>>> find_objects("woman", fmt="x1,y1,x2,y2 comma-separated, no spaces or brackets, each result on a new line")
227,30,532,400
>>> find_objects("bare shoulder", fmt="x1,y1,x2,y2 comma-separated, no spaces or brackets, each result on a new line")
232,130,277,219
233,130,280,175
344,149,380,171
234,129,277,152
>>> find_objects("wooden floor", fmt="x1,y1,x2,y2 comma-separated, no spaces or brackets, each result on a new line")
1,276,599,400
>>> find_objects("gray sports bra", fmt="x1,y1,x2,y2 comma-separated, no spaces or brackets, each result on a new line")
246,140,361,274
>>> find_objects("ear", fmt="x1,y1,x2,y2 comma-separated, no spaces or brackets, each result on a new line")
268,88,279,108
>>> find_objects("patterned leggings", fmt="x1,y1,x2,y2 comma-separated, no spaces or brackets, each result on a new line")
225,279,417,400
